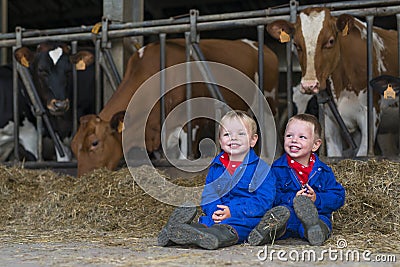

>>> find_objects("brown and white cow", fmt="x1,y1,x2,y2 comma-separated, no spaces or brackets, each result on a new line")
71,38,279,177
267,7,398,157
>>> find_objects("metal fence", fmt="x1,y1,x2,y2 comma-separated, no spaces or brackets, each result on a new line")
0,0,399,168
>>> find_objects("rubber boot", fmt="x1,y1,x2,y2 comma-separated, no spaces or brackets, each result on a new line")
248,205,290,246
293,195,330,246
157,204,197,247
168,223,239,250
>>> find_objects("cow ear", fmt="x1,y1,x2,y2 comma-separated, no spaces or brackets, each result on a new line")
110,111,125,133
70,51,95,70
266,20,294,43
336,14,355,37
79,114,97,127
14,47,34,68
60,44,71,54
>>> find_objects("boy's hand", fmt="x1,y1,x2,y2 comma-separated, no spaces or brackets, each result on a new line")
296,184,316,202
212,205,231,223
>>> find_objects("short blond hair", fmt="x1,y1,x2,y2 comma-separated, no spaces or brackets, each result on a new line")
219,110,257,136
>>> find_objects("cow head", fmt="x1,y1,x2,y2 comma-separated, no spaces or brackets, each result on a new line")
71,111,125,177
14,42,94,116
267,7,354,94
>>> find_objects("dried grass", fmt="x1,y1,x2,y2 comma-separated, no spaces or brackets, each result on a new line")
0,159,399,252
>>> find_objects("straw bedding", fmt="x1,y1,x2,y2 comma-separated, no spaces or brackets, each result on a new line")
0,159,399,252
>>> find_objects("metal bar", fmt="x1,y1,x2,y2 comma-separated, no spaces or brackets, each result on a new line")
17,64,65,157
12,46,20,161
36,116,43,161
366,15,375,156
185,32,193,159
191,43,226,103
397,13,400,156
159,33,167,151
1,0,398,43
2,5,400,48
257,25,265,156
103,48,122,85
287,0,298,120
99,52,119,92
94,39,102,114
317,87,357,151
71,41,78,135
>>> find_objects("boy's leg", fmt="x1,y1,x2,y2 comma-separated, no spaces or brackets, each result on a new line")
157,204,197,247
168,223,238,250
248,206,290,246
293,195,330,246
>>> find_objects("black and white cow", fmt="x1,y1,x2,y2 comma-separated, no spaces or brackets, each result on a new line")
0,42,95,161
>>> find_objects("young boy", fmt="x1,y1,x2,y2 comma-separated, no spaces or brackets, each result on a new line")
248,113,345,246
158,110,276,249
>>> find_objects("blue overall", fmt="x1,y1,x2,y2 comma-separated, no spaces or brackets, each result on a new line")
199,149,275,243
271,153,345,239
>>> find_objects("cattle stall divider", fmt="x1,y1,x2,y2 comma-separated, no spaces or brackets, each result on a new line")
0,0,400,169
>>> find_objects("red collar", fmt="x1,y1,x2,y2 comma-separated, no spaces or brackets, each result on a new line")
286,154,315,186
220,152,242,175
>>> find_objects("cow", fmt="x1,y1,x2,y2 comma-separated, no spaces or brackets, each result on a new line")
0,42,95,161
71,38,280,177
267,7,398,157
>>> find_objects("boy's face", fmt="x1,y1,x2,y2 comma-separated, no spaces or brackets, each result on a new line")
284,119,322,166
219,117,258,161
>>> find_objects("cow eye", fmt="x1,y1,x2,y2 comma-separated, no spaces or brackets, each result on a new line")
324,37,335,48
92,140,99,147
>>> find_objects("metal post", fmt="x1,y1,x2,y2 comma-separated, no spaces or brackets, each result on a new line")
95,39,102,114
185,32,193,159
159,33,167,150
397,13,400,156
0,0,7,65
12,46,20,161
366,15,374,156
257,25,266,157
71,41,78,135
287,0,298,120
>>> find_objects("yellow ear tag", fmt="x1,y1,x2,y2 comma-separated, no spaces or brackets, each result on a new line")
21,56,29,67
279,30,290,43
117,121,124,133
76,59,86,70
342,23,349,36
384,84,396,99
91,22,102,34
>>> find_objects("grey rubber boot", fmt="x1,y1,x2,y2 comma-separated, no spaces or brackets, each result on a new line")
157,204,197,247
248,205,290,246
168,223,238,250
293,195,330,246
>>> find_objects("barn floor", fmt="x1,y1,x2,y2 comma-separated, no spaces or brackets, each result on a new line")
0,160,399,266
0,234,398,266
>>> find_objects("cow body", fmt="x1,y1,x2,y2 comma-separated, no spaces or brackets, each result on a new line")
267,7,398,157
71,38,279,177
0,42,95,161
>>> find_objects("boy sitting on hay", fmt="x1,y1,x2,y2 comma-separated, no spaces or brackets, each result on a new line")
158,110,275,249
248,114,346,246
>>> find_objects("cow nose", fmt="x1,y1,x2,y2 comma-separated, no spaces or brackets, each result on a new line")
50,99,70,111
301,80,320,94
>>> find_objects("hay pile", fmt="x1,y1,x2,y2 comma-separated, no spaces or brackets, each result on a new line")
0,159,399,251
329,159,400,251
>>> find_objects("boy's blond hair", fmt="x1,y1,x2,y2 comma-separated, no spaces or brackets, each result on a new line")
219,110,257,136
